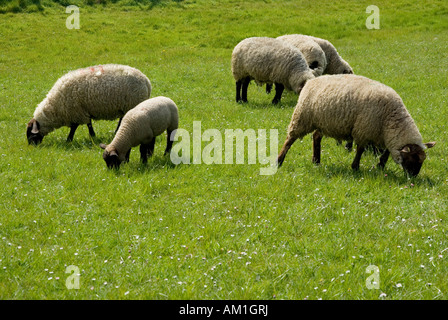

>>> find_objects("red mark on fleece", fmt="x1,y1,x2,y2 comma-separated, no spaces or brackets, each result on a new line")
88,65,105,75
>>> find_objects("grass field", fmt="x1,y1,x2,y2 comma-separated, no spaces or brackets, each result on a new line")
0,0,447,300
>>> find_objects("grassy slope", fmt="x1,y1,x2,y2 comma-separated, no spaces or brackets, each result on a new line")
0,0,447,299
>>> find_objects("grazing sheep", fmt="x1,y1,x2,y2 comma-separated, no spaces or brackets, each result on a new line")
231,37,315,105
277,34,327,77
308,35,353,75
99,96,179,169
265,34,327,94
277,75,436,177
27,64,151,145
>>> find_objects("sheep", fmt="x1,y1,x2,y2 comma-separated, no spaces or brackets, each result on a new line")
307,35,353,75
27,64,151,145
99,96,179,169
231,37,315,105
277,34,327,77
277,75,436,177
265,34,328,94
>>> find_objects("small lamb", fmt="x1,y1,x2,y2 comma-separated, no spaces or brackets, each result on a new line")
27,64,151,145
231,37,315,104
277,75,435,177
100,96,179,169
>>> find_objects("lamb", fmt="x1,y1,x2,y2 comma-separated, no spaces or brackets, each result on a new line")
27,64,151,145
231,37,315,105
99,96,179,169
277,75,436,177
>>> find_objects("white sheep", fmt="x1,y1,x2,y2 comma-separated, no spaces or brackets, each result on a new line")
308,35,353,75
265,34,328,94
277,34,327,77
231,37,315,105
99,96,179,169
27,64,151,145
277,75,436,177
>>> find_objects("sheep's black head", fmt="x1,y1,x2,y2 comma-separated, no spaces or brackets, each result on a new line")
309,61,319,70
27,119,44,145
100,144,121,169
400,142,436,177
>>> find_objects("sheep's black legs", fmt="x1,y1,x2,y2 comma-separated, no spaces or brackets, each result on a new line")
125,148,131,163
351,145,365,171
236,77,250,103
266,83,273,94
377,149,390,169
277,135,298,167
272,83,284,105
236,80,242,102
115,118,123,134
67,123,79,142
164,131,173,155
345,141,353,152
87,120,96,137
140,143,151,164
312,130,323,164
147,137,155,157
140,138,156,163
241,77,250,103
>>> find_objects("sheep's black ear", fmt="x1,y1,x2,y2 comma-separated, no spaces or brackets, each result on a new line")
99,143,107,150
424,142,436,149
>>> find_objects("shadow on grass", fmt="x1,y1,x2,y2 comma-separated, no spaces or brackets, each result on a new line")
104,155,179,176
41,134,114,151
320,163,437,187
240,98,297,110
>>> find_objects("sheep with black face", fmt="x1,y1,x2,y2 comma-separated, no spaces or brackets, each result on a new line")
277,75,435,177
231,37,315,105
27,64,151,145
100,96,179,169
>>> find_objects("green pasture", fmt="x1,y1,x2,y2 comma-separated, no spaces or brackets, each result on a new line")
0,0,447,299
